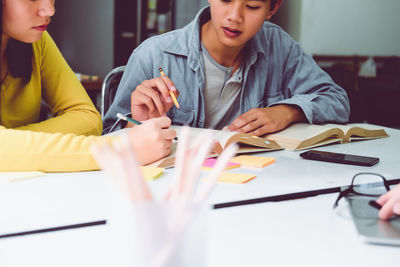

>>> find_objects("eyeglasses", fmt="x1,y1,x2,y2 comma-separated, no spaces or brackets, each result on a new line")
333,172,390,209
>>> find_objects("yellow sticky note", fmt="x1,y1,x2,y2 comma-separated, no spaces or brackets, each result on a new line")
231,155,275,168
0,171,46,182
209,172,257,184
140,166,165,181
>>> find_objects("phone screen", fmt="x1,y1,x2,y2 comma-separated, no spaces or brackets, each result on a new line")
299,150,379,166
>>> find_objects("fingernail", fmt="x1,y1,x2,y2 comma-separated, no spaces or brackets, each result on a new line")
166,96,172,103
170,86,176,92
393,203,400,215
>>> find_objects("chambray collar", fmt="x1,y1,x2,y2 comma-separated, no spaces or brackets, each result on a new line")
162,7,209,55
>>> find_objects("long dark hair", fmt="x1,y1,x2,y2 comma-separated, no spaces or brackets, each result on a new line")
1,1,33,82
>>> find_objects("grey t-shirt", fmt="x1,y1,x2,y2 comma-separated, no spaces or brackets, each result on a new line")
202,45,243,129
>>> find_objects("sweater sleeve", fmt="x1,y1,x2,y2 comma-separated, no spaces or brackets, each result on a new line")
14,32,102,136
0,126,108,172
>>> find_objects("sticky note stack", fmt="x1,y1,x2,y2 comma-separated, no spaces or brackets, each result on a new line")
231,155,275,168
0,171,45,183
214,172,257,184
202,155,276,184
202,158,241,170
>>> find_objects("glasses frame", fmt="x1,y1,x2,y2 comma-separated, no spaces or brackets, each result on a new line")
333,172,390,209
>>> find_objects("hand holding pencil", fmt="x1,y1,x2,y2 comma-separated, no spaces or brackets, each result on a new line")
158,67,180,109
130,67,180,122
110,116,176,165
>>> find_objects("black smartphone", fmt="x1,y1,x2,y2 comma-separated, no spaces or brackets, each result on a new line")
299,150,379,167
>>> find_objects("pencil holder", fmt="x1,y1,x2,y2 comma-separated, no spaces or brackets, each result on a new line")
131,201,207,267
107,197,207,267
93,125,238,266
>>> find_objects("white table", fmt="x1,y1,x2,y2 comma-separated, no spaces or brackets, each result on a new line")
1,194,398,267
1,125,400,266
207,193,400,267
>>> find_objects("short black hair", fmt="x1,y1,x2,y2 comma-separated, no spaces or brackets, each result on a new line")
271,0,278,10
0,3,33,83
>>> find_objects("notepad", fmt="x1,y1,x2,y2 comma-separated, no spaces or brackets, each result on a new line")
231,155,275,168
0,171,46,183
207,172,257,184
140,167,164,181
202,158,241,170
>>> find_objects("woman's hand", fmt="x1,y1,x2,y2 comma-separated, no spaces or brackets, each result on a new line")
127,117,176,165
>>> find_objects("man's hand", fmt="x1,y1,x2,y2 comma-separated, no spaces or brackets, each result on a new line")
130,75,180,122
227,105,305,136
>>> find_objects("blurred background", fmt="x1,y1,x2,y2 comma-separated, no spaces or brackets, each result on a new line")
48,0,400,128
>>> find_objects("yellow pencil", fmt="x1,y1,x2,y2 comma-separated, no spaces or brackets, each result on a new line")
158,67,180,109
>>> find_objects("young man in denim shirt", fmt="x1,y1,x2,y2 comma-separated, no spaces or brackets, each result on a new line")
103,0,350,136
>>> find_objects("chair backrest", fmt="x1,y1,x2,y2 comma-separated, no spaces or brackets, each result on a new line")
101,66,125,118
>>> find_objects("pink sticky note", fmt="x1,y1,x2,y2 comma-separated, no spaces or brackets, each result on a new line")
202,158,241,170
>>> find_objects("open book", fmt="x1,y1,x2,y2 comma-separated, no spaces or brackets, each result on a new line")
149,126,282,168
264,123,389,151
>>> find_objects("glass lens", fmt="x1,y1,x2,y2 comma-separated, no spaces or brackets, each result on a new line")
347,195,380,219
352,173,386,195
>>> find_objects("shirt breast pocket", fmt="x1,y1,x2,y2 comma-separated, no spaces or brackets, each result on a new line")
169,106,195,126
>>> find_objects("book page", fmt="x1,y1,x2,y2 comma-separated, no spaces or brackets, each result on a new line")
324,123,389,141
149,126,282,168
171,126,237,148
172,126,281,151
265,123,344,150
149,127,228,168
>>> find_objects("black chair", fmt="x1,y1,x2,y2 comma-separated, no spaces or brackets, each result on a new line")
101,66,125,118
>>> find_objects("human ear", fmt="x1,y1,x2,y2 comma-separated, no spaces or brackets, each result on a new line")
266,0,282,19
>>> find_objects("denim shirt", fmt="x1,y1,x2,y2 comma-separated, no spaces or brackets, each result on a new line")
103,6,350,133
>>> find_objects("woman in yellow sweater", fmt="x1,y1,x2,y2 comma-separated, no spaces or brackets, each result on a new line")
1,0,101,135
0,0,176,172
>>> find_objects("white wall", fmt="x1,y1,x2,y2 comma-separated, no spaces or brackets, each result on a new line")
48,0,114,77
276,0,400,56
271,0,303,42
175,0,209,28
300,0,400,56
